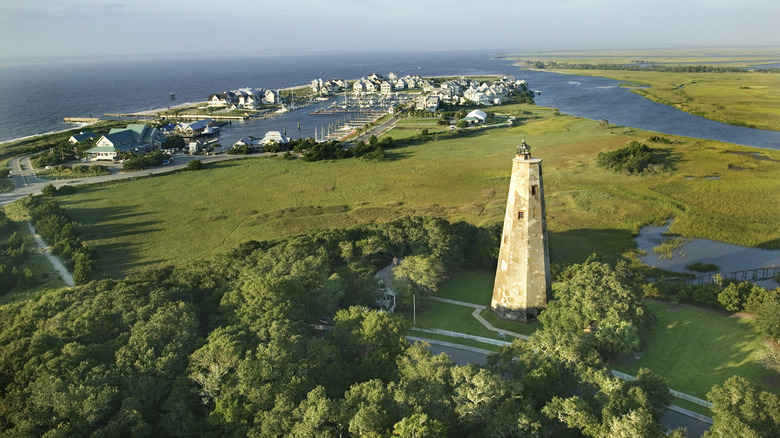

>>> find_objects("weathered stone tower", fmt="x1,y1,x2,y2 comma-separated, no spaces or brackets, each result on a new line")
491,140,551,323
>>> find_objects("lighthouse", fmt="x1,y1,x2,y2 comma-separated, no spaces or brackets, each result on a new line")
491,139,551,323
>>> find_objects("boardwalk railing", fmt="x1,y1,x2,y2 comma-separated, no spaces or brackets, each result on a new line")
672,265,780,286
412,327,512,347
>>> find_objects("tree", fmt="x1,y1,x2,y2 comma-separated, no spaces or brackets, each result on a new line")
329,306,408,382
186,159,203,171
705,376,780,437
41,184,57,197
163,136,186,150
392,413,446,438
537,261,653,361
754,292,780,341
393,255,447,295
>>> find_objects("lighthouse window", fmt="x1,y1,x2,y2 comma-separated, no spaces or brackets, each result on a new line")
531,185,538,196
517,211,524,220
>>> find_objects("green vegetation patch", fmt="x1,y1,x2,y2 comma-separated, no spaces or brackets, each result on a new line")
43,105,780,278
613,301,772,398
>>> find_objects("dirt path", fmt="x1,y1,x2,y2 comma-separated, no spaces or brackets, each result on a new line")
26,222,74,287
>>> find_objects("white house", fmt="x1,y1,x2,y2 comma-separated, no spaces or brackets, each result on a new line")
263,90,281,104
208,92,238,108
262,131,290,145
232,137,264,152
175,119,215,137
415,95,440,112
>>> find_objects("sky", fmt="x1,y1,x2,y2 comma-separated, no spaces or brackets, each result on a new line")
1,0,778,61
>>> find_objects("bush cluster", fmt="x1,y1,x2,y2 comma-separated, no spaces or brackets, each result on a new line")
597,141,659,174
0,210,33,293
22,196,95,284
122,150,170,171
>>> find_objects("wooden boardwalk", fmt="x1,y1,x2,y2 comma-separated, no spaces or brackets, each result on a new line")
680,265,780,285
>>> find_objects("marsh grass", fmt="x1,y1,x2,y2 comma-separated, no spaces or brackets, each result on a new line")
45,104,780,278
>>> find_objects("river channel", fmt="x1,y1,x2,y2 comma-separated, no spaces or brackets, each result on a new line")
518,69,780,151
636,222,780,289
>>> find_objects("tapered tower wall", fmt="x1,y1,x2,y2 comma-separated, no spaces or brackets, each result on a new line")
491,148,551,323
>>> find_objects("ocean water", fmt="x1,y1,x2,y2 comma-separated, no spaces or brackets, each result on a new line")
0,51,512,144
1,50,779,149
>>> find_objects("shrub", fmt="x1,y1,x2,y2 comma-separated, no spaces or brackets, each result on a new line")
596,141,659,174
186,160,204,171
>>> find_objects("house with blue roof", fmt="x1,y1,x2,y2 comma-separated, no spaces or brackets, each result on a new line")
86,124,164,161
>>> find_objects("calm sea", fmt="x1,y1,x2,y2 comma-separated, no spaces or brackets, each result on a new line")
0,51,512,144
1,50,778,149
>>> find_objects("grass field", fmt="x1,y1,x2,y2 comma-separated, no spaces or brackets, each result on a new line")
41,103,779,278
613,301,773,399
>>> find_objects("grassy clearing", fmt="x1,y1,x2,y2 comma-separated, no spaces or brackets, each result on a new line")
400,301,497,338
613,301,773,399
44,103,779,278
436,270,494,305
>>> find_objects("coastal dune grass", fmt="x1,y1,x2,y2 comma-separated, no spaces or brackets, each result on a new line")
52,103,780,278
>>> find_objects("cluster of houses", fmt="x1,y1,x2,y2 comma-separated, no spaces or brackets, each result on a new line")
207,87,282,109
71,118,289,161
75,119,224,161
311,72,527,112
69,72,529,162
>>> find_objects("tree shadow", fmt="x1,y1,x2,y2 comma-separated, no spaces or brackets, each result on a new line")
653,147,685,172
548,228,637,265
757,238,780,250
66,205,164,278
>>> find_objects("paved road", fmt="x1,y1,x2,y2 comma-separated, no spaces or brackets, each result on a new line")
0,153,265,207
420,341,711,437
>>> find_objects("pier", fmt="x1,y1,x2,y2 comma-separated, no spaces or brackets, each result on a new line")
104,113,249,120
63,117,100,123
311,109,386,116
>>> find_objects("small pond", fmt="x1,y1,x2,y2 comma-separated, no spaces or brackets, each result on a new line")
636,221,780,289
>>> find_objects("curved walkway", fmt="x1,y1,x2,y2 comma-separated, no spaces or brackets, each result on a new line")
428,296,528,339
27,222,74,287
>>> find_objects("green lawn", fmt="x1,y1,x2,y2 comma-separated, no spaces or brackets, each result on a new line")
613,301,773,399
436,270,494,305
401,301,497,339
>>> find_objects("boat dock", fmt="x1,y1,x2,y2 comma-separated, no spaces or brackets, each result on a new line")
311,109,386,116
104,113,249,120
63,117,100,123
